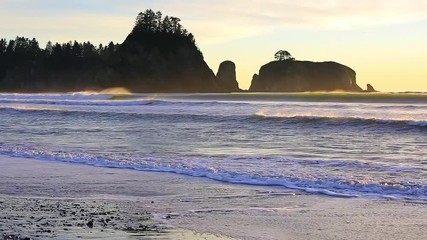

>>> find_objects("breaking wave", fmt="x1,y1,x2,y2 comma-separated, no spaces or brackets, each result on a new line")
0,143,425,202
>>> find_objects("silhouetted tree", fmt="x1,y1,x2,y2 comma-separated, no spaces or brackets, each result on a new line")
45,41,53,55
82,42,96,58
133,9,188,36
0,39,7,78
274,50,295,61
107,41,116,53
0,39,7,54
6,39,15,54
63,42,73,56
161,16,171,33
29,38,40,57
135,9,157,32
72,41,82,57
170,17,181,34
52,43,63,57
155,11,163,31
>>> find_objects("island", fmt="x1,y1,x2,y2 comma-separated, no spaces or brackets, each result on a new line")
249,50,364,92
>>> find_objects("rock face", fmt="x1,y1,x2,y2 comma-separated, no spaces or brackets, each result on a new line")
109,30,222,93
216,61,240,92
249,60,362,92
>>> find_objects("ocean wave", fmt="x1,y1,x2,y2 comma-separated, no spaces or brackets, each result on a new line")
1,104,426,129
255,111,427,127
0,97,250,108
0,106,234,124
179,92,427,104
0,98,163,106
0,93,112,101
0,144,426,202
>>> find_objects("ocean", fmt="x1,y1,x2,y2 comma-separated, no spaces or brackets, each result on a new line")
0,92,426,202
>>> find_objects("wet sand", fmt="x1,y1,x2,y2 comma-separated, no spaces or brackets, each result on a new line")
1,156,426,239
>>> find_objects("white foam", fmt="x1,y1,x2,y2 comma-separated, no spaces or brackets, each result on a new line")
0,145,425,203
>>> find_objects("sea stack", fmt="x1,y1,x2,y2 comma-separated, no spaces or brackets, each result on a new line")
216,60,240,92
366,83,377,92
249,60,362,92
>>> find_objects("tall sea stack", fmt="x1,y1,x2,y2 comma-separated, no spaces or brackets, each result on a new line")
216,60,240,92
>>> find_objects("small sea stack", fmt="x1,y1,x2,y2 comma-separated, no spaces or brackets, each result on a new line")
366,83,377,92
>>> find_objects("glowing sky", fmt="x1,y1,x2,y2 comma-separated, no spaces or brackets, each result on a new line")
1,0,426,91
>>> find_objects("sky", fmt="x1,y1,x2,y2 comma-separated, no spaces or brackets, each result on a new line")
1,0,426,91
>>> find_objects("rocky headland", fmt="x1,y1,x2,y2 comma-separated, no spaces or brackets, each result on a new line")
0,10,226,93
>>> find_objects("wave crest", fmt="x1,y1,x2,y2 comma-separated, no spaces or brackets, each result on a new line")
0,144,426,202
256,110,427,127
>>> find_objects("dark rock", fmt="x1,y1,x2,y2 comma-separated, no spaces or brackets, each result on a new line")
116,30,222,93
124,226,139,233
366,83,377,92
249,60,362,92
216,60,240,92
86,220,94,228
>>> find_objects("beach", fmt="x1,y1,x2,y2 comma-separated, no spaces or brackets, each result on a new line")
0,92,426,239
1,156,426,240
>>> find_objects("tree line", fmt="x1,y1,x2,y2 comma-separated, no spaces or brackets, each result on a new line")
0,9,199,92
0,37,119,71
133,9,190,36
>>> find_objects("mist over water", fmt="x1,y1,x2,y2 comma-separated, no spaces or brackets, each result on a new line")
0,92,426,202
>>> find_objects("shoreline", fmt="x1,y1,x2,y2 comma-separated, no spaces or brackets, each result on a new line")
1,156,427,239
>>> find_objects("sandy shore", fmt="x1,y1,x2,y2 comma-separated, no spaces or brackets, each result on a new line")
1,156,426,240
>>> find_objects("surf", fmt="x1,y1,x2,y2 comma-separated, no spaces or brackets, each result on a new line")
0,143,425,202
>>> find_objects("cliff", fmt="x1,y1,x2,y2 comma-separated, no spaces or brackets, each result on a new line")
249,60,362,92
0,10,225,93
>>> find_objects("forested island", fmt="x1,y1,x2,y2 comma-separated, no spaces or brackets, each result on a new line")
249,50,369,92
0,10,238,93
0,10,369,93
